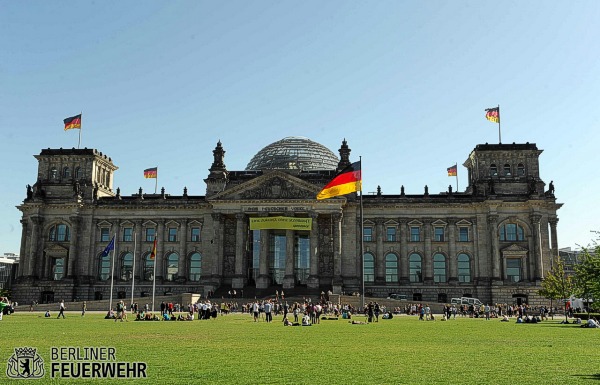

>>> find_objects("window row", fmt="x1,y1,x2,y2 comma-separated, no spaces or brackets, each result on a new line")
363,226,470,242
489,163,525,177
99,226,202,243
363,253,472,284
49,166,83,180
98,252,202,282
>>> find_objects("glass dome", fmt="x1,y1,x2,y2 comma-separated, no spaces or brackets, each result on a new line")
245,136,339,171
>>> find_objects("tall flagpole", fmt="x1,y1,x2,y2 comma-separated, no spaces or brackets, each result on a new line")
154,167,158,194
359,156,365,310
455,162,459,191
130,232,137,309
108,234,117,314
78,111,82,149
151,236,157,313
497,104,501,144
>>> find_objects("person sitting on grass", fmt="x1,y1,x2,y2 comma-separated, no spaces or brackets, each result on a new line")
584,317,599,328
45,310,51,318
501,315,510,322
350,320,367,325
283,317,293,326
302,314,312,326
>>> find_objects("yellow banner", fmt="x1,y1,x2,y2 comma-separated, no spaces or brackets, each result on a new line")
249,216,312,231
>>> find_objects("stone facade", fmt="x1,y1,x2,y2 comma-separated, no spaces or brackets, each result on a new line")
13,141,562,306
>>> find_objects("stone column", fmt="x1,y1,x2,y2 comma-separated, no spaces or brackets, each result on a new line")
399,220,409,284
530,214,542,281
472,218,480,282
549,216,559,260
375,218,385,283
487,215,500,282
18,219,28,278
283,228,295,289
332,213,343,287
233,213,247,289
155,220,165,281
448,219,457,283
178,218,188,281
423,220,432,283
31,216,43,279
134,220,143,281
256,213,270,289
67,216,80,278
211,213,225,282
308,212,320,289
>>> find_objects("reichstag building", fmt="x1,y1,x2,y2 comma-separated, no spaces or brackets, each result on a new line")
13,137,561,305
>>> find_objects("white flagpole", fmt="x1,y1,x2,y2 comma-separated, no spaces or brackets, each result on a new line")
108,235,117,314
359,156,365,310
154,167,158,194
151,236,157,313
455,162,459,191
130,232,137,309
78,111,82,149
497,104,501,144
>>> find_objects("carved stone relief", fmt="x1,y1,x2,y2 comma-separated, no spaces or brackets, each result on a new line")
240,177,314,200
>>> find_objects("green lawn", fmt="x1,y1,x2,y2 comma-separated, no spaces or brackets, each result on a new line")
1,312,598,384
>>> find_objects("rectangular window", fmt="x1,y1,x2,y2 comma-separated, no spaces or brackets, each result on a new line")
459,227,469,242
386,227,397,242
363,227,373,242
100,228,110,242
145,228,156,242
191,227,201,242
410,227,420,242
434,227,445,242
506,258,521,282
123,227,133,242
168,228,177,242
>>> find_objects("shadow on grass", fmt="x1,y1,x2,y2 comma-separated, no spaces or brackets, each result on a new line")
572,373,600,381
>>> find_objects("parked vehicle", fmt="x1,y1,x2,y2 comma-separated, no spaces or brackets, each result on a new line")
387,294,408,301
450,297,483,306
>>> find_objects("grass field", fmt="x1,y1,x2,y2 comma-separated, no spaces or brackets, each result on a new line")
1,311,598,384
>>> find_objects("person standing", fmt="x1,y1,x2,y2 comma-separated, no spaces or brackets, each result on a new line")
264,300,273,323
81,301,87,317
0,297,10,321
57,300,66,319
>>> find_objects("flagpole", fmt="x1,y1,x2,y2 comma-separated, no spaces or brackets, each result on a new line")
78,111,82,149
155,167,158,194
130,232,137,309
151,236,157,313
497,104,501,144
455,162,459,191
108,234,117,314
359,156,365,310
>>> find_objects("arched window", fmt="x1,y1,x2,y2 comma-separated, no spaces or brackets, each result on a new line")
490,164,498,176
143,253,154,281
98,254,110,281
385,253,398,282
75,167,82,179
409,253,422,283
364,253,375,282
120,252,133,281
457,253,471,283
49,224,70,242
500,223,525,241
517,163,525,176
503,164,511,176
189,253,202,281
433,253,447,283
166,252,179,281
63,167,70,179
50,167,58,180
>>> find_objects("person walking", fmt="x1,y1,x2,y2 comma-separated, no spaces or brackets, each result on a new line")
57,299,66,319
81,301,87,317
0,297,10,321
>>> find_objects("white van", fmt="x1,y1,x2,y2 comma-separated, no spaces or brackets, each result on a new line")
387,294,408,301
451,297,482,306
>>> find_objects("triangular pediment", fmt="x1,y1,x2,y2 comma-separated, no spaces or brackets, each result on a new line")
502,243,528,256
209,171,323,201
44,243,69,255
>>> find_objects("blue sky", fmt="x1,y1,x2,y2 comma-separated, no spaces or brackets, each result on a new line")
1,1,599,253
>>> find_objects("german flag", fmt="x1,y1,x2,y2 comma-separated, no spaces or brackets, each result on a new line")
317,161,362,200
485,107,499,123
63,114,82,130
447,165,457,177
150,237,157,260
144,167,157,179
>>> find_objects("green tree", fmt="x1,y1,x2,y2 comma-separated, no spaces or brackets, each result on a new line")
538,256,573,321
572,244,600,312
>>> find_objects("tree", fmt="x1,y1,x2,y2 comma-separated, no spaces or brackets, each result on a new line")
572,244,600,313
539,256,573,321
